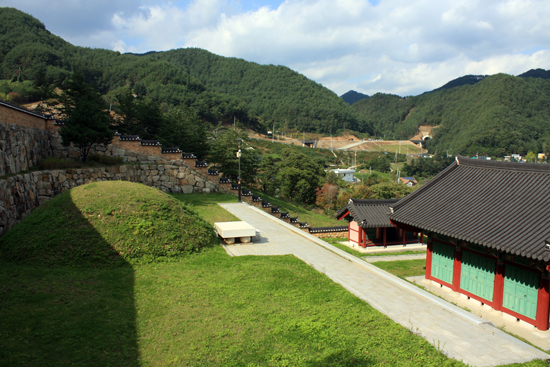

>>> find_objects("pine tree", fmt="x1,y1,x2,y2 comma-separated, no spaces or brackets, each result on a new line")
58,72,113,162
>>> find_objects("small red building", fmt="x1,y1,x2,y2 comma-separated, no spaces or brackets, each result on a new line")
336,199,419,248
390,155,550,330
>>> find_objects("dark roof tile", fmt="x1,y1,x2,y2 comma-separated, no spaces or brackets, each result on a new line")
390,155,550,262
336,198,400,228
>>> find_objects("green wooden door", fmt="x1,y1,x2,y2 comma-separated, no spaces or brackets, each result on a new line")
460,251,495,301
503,264,539,319
431,241,454,284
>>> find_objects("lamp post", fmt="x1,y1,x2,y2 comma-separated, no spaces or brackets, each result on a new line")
236,138,242,202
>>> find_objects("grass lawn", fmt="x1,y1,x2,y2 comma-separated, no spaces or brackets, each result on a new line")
324,239,430,258
0,247,468,367
1,190,547,366
354,170,396,183
248,190,344,228
172,192,239,225
372,259,427,279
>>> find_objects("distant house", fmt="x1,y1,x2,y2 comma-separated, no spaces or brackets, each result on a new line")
398,177,417,186
336,199,419,248
330,169,357,183
539,153,546,160
390,155,550,330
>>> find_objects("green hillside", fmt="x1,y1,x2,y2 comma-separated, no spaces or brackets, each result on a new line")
0,181,216,266
353,74,550,157
0,7,366,134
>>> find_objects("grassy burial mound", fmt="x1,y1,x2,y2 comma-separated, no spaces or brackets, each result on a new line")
0,181,217,266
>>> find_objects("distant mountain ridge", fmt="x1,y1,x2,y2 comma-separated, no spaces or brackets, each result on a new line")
429,75,488,93
352,72,550,158
518,68,550,79
0,7,366,135
340,90,369,105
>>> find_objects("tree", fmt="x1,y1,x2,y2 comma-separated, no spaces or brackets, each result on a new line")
525,151,537,163
114,88,165,139
160,105,209,158
315,183,339,210
208,129,258,185
363,156,391,173
277,148,324,205
57,72,113,162
370,182,415,199
257,153,281,195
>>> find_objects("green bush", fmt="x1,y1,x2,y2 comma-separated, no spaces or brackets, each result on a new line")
38,157,82,170
88,153,124,165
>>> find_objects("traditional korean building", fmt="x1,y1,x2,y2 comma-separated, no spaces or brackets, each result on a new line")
336,199,419,247
389,155,550,330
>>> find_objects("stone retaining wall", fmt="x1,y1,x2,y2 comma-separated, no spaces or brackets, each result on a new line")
309,231,348,239
0,123,53,176
0,163,219,236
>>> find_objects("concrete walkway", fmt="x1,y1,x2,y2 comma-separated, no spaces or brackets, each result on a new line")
338,240,427,254
219,202,549,367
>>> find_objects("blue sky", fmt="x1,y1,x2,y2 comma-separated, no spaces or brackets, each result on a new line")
3,0,550,96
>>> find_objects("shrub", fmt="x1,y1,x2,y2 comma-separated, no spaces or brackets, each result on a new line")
38,157,82,170
88,153,124,166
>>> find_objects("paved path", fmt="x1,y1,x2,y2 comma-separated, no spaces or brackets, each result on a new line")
364,254,426,262
219,202,549,367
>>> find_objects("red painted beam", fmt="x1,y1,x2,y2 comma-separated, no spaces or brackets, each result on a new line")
493,260,505,312
337,210,351,221
452,247,462,292
425,239,433,281
536,276,550,331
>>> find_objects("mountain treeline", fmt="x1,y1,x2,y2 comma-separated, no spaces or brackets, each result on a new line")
353,73,550,157
0,7,367,135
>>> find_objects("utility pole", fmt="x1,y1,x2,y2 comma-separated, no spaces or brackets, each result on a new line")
236,139,242,202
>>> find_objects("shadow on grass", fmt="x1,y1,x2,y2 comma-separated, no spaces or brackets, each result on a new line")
0,195,138,366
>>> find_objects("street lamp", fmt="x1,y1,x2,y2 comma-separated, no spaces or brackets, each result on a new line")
236,138,242,202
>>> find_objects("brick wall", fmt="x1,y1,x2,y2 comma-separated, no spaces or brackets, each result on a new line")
0,103,48,130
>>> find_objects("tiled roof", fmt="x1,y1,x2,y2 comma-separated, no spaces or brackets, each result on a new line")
308,226,348,234
336,198,400,228
390,155,550,262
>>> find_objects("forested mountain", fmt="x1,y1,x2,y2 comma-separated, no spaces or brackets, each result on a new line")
0,7,366,134
340,90,369,105
429,75,488,93
353,73,550,157
518,68,550,79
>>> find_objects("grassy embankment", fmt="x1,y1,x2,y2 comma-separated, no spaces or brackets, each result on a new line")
1,184,545,366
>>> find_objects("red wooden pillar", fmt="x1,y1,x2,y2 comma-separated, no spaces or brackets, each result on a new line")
402,229,406,247
425,237,433,281
492,259,505,312
536,273,550,331
383,227,387,248
452,246,462,292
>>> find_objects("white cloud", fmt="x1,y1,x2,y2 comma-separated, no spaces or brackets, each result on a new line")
5,0,550,96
